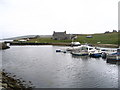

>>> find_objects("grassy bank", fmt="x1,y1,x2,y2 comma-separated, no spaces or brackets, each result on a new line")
24,32,118,44
76,32,118,44
12,32,119,48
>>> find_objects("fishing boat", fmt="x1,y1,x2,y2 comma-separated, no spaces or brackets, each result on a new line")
71,45,102,57
89,49,102,58
106,48,120,61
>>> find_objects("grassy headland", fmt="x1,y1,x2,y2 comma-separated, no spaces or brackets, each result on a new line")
26,32,118,44
12,32,119,48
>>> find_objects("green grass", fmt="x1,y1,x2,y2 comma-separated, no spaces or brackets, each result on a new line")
24,32,118,44
75,32,118,44
26,38,72,43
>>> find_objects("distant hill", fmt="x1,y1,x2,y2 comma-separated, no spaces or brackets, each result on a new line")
3,35,52,40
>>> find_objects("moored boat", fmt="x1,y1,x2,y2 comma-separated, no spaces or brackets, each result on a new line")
70,45,102,57
70,42,81,46
106,48,120,61
89,49,102,58
89,53,101,58
56,49,62,52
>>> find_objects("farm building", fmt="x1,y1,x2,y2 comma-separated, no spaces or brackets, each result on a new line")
52,31,73,40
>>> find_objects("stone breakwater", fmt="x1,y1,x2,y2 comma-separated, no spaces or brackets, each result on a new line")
1,71,34,89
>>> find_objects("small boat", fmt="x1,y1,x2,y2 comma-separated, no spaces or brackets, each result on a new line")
66,44,96,52
101,48,117,59
70,42,81,46
56,49,67,53
106,48,120,61
89,50,102,58
70,45,102,57
56,49,62,52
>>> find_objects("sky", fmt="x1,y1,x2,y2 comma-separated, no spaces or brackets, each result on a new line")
0,0,119,39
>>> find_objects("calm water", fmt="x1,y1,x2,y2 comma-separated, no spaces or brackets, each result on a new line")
1,45,119,88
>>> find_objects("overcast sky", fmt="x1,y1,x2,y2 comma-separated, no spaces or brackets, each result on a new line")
0,0,119,39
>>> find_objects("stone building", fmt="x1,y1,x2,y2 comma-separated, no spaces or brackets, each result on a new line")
52,31,72,40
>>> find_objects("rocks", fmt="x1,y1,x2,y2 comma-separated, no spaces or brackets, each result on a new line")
0,71,33,89
0,42,10,49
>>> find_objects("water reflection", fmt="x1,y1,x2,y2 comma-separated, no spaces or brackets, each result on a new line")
106,59,120,65
71,55,89,60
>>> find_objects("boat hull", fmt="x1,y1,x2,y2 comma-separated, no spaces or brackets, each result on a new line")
71,52,88,56
107,56,120,61
89,53,101,58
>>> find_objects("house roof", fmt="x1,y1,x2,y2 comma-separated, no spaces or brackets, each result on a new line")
53,32,66,36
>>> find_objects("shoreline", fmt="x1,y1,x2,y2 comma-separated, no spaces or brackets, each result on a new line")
92,44,118,48
9,42,119,48
1,71,34,89
0,42,10,49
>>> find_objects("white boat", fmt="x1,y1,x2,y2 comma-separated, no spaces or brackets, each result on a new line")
79,45,102,54
71,45,102,57
68,45,101,53
66,46,81,51
71,42,81,46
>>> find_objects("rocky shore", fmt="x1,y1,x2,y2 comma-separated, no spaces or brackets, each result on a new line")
0,42,10,49
1,71,34,89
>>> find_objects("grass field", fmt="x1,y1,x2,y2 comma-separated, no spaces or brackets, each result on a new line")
26,32,118,44
76,32,118,44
